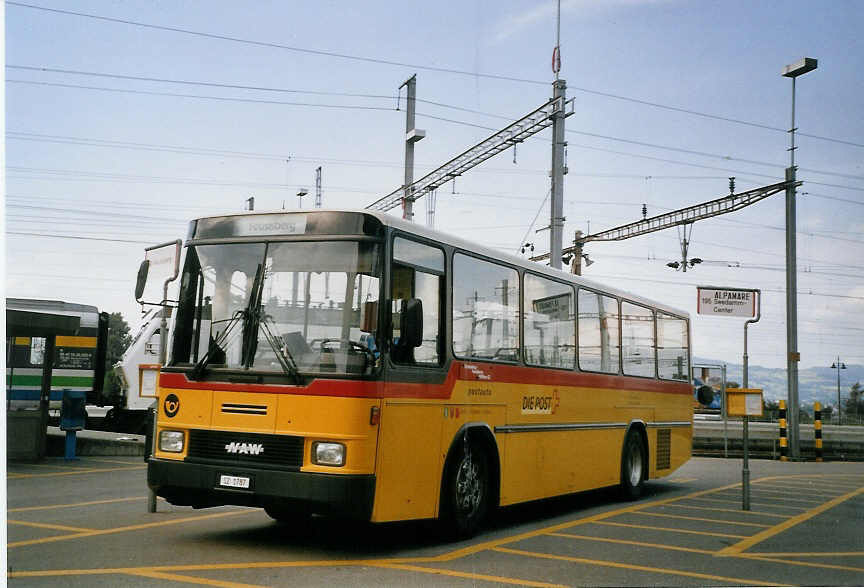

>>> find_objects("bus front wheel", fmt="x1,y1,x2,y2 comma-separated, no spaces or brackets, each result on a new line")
619,430,646,500
440,437,490,538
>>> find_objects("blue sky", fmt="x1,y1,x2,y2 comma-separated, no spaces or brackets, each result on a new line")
4,0,863,370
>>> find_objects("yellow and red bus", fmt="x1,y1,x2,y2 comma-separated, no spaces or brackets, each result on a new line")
147,210,692,536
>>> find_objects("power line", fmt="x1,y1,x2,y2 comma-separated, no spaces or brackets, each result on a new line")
6,231,158,244
586,273,864,301
7,65,394,100
12,72,863,183
6,203,184,223
5,4,863,149
6,79,396,112
416,113,864,191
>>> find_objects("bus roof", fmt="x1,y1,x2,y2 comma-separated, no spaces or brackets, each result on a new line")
189,209,690,320
6,298,101,329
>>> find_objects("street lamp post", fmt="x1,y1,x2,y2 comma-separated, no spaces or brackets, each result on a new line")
831,357,846,424
297,189,309,209
781,57,817,459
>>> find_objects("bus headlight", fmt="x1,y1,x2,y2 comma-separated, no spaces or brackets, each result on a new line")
159,430,185,453
312,442,345,467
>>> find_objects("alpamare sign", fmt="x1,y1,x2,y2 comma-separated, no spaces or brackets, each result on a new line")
697,287,757,318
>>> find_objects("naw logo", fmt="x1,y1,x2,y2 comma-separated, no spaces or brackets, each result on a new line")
225,442,264,456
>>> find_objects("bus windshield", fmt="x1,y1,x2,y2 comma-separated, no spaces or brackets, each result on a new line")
174,240,381,377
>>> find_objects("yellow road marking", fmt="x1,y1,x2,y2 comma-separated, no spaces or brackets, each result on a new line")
721,488,825,510
8,559,444,578
128,570,266,588
9,496,146,512
8,462,90,471
549,532,716,554
717,485,864,556
753,486,845,498
595,520,747,539
737,554,864,574
666,477,697,483
8,519,96,533
372,562,567,587
684,496,808,510
631,510,771,528
659,503,791,519
8,510,254,548
87,458,146,466
779,475,864,487
11,474,849,583
436,479,745,562
8,465,145,479
743,551,864,557
757,480,848,493
492,546,788,587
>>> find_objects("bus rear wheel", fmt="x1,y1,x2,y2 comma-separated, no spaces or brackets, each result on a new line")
619,430,646,500
440,438,490,538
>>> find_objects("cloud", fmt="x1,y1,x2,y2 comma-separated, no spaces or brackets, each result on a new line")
490,0,672,44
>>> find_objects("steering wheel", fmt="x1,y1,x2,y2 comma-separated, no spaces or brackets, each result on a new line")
317,338,375,372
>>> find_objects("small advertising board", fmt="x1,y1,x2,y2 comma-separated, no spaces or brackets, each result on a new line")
726,388,764,417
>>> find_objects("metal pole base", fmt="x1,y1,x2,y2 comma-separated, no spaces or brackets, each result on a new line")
147,489,157,513
64,430,79,461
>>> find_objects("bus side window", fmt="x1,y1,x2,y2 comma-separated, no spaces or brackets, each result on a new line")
658,313,689,380
578,289,620,374
452,253,519,362
391,238,445,366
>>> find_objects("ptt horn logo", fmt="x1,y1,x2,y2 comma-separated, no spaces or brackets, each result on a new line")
163,394,180,418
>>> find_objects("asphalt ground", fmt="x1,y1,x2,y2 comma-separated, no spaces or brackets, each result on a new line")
6,457,864,587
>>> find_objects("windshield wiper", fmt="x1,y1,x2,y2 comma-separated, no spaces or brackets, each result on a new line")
259,315,302,384
240,263,266,368
189,309,245,380
239,263,302,384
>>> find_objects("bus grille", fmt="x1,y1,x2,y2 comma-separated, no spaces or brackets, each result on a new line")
186,429,304,469
656,429,671,470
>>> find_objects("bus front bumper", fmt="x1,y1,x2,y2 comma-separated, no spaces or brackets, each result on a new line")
148,458,375,519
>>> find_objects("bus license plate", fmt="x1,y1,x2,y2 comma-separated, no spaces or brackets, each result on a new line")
219,475,250,489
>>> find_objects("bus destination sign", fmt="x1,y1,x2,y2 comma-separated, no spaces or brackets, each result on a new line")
697,287,757,318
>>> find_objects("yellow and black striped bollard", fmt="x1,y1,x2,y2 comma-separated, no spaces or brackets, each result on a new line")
779,399,788,461
814,401,822,462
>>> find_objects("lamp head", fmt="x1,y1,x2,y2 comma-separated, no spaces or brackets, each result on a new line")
782,57,818,78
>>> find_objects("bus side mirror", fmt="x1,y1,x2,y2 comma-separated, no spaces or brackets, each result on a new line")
399,298,423,348
361,301,378,333
135,260,150,301
696,385,715,406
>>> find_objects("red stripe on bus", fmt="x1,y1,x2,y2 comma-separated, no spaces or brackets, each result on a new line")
159,363,691,399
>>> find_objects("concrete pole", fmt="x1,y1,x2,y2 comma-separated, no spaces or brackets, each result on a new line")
786,166,800,458
402,75,417,221
571,231,583,276
550,79,567,270
315,166,322,208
